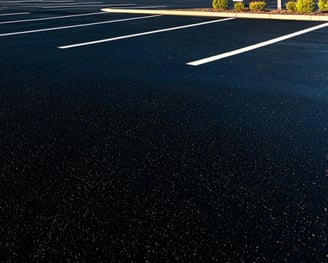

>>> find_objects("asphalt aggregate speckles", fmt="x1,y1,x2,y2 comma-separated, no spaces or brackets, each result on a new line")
0,79,327,262
0,0,328,262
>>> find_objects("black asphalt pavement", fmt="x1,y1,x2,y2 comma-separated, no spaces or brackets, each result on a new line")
0,0,327,262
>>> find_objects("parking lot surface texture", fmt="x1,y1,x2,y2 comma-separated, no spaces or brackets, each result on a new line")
0,0,327,262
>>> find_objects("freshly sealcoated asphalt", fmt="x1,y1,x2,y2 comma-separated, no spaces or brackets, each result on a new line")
0,0,327,262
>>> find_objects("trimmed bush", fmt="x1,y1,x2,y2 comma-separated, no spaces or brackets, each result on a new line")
296,0,315,12
249,1,266,11
318,0,328,11
286,1,297,11
234,2,245,11
212,0,228,9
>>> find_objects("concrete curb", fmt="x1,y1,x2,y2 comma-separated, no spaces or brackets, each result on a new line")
101,8,328,22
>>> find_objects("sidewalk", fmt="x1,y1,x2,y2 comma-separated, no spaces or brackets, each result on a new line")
101,8,328,22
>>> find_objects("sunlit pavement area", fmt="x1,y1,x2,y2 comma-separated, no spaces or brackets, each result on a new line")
0,0,327,261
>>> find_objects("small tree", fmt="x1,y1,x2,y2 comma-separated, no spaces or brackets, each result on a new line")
249,1,267,11
286,1,297,11
296,0,315,12
234,2,245,11
318,0,328,11
212,0,228,9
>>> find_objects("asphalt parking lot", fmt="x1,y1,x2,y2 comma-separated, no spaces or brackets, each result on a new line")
0,0,327,262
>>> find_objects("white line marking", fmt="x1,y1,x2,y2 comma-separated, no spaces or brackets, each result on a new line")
37,1,104,4
0,12,30,16
41,5,111,8
51,1,103,3
0,1,75,2
58,18,234,49
0,15,159,37
187,22,328,66
21,3,135,8
120,6,167,9
0,11,106,25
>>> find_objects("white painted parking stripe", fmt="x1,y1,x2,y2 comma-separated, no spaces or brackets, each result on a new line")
0,12,30,16
36,1,105,5
42,5,112,8
0,11,106,25
120,6,167,9
187,22,328,66
25,3,135,8
58,18,234,49
48,1,104,4
0,15,159,37
0,1,75,2
22,4,135,8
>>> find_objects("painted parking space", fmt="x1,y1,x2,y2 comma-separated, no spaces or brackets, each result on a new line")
0,15,161,37
1,5,326,67
0,11,108,25
187,22,328,65
58,17,235,49
0,1,327,262
0,0,167,36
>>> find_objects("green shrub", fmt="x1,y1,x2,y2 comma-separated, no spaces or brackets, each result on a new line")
212,0,228,9
234,2,245,11
296,0,314,12
318,0,328,11
286,1,297,11
249,1,266,11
